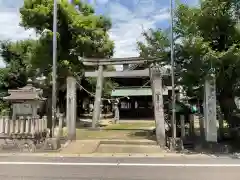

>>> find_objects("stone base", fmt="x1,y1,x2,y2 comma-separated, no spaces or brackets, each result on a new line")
88,127,102,131
43,138,61,150
169,137,184,152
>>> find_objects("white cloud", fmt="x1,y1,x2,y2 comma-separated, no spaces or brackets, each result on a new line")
105,1,169,59
0,10,35,41
96,0,109,5
106,2,134,21
132,0,156,15
0,0,36,67
0,0,34,41
99,0,169,70
0,0,170,69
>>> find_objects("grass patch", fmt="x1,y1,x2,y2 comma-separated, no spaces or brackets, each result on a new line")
75,129,153,140
63,121,156,140
104,122,155,130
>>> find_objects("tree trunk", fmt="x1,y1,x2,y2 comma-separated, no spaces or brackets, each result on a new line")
58,90,66,114
199,114,205,142
218,93,237,128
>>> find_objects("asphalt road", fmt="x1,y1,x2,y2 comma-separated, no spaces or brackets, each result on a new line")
0,156,240,180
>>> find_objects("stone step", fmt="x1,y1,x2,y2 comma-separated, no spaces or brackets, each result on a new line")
61,140,100,154
95,144,163,153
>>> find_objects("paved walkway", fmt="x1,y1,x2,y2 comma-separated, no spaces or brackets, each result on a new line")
1,156,240,180
61,139,161,154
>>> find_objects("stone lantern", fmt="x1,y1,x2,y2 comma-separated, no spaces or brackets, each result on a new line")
3,79,46,120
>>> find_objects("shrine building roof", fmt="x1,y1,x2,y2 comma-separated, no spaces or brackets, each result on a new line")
3,80,46,101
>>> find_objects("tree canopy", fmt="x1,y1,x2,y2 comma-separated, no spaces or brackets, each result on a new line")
0,0,117,114
137,0,240,123
20,0,114,85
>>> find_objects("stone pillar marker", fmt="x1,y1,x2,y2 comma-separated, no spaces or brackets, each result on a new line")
66,76,77,141
204,77,217,142
150,65,165,147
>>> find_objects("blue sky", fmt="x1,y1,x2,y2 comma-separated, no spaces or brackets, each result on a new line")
0,0,198,67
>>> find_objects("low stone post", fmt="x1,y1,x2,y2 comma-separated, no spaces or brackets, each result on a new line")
20,116,24,134
0,117,4,133
4,116,10,135
57,114,63,138
26,116,31,134
113,102,120,124
9,119,14,134
180,115,185,139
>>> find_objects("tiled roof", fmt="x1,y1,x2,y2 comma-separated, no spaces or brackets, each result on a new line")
3,83,46,101
3,93,44,100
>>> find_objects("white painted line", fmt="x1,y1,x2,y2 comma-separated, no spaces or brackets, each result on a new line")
0,162,239,167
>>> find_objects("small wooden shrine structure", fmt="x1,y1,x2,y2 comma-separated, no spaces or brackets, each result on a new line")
3,79,46,120
0,80,48,152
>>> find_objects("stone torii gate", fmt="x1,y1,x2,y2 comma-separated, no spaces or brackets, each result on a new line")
80,57,170,147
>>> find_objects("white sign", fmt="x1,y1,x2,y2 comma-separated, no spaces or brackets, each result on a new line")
13,103,33,115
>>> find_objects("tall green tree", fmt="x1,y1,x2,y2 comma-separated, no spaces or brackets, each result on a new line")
20,0,114,85
19,0,116,110
175,0,240,123
0,0,117,117
138,0,240,125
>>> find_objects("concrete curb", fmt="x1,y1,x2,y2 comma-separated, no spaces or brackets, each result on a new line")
0,152,222,158
60,139,159,154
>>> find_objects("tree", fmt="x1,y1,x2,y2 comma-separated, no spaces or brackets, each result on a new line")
18,0,117,114
0,40,36,88
0,0,117,123
138,0,240,127
175,0,240,125
137,29,170,64
0,40,37,115
20,0,114,81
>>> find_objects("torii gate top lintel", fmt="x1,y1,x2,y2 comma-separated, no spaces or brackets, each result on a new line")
78,56,159,66
79,56,170,78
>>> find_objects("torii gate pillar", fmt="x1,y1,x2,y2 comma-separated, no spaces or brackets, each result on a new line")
66,76,77,140
92,65,104,128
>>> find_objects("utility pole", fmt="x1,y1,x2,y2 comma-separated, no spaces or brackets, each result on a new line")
170,0,176,142
52,0,57,137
